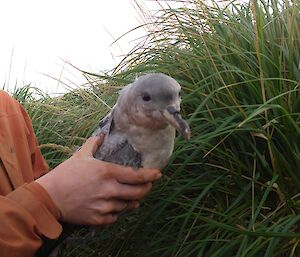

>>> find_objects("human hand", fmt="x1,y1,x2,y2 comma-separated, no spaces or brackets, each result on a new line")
36,135,161,226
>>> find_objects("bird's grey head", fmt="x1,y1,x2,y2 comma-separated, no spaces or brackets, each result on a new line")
118,73,190,140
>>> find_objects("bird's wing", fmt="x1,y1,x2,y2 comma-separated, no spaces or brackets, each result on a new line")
96,135,142,168
91,107,115,136
93,111,142,169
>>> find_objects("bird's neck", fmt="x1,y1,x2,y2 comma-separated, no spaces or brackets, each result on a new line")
114,103,168,131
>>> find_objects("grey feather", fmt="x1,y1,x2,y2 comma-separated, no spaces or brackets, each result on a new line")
94,116,142,168
92,73,190,170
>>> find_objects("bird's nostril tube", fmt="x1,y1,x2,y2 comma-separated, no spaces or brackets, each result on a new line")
166,106,180,115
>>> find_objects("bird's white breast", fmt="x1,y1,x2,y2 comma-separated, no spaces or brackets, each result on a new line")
127,125,176,169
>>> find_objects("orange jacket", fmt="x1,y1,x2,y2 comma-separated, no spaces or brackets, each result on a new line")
0,91,62,257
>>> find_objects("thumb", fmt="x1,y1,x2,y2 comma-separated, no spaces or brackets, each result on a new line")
79,134,105,157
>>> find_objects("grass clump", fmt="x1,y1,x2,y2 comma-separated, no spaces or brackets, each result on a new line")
13,0,300,256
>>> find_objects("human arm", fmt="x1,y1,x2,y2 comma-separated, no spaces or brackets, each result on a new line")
0,183,62,257
0,135,161,257
36,135,162,225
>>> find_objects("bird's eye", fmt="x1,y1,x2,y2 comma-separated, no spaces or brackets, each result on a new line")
142,93,151,102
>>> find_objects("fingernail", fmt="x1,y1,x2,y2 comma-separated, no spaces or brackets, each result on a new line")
98,134,105,141
156,173,162,179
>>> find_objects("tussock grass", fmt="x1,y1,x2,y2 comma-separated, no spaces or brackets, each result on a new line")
13,0,300,256
14,82,118,167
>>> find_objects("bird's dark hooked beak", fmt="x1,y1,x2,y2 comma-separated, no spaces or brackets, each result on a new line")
162,106,191,140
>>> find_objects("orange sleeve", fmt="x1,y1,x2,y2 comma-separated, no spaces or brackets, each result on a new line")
19,100,49,179
0,182,62,257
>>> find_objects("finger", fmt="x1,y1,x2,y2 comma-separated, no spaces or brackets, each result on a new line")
92,134,105,153
104,164,161,185
100,200,128,213
109,182,153,201
79,135,105,157
125,201,140,210
97,214,118,225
